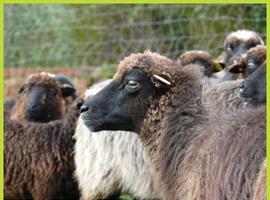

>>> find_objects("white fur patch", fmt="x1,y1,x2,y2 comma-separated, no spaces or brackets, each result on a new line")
74,117,159,199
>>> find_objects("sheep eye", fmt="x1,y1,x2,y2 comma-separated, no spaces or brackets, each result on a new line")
247,62,256,69
125,80,141,92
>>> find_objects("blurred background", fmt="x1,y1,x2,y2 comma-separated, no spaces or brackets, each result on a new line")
4,4,266,100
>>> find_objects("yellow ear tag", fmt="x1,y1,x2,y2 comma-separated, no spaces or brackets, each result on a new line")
213,60,224,72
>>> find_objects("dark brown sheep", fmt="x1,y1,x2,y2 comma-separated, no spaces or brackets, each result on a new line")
80,51,265,200
5,72,81,200
9,72,76,123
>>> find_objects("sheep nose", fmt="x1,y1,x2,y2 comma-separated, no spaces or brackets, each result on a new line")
80,105,89,113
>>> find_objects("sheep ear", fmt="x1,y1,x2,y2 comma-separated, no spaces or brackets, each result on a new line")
151,74,171,89
61,84,76,97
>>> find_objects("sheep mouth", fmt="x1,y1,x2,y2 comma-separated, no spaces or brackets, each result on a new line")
82,118,105,132
82,114,135,132
27,109,52,122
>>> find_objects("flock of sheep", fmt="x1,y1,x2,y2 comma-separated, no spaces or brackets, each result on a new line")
4,29,266,200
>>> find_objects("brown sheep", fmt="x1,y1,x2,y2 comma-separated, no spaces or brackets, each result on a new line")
80,51,265,200
4,72,82,200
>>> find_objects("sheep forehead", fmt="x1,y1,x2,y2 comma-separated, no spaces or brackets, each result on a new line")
229,30,263,43
115,51,179,80
26,73,60,89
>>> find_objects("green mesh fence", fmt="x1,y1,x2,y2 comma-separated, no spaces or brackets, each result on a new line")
4,4,266,68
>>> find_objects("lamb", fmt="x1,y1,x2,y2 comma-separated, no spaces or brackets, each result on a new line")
74,79,159,200
4,72,82,200
80,51,265,200
9,72,76,123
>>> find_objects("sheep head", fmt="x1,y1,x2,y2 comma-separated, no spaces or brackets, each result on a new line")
80,51,202,134
239,62,266,105
179,50,221,76
11,72,76,123
218,30,264,67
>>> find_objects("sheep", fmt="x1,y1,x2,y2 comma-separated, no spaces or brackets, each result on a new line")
253,159,266,200
80,51,265,200
9,72,76,123
4,72,82,200
74,79,159,200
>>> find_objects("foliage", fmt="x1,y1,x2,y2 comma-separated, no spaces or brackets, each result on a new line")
5,4,266,68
